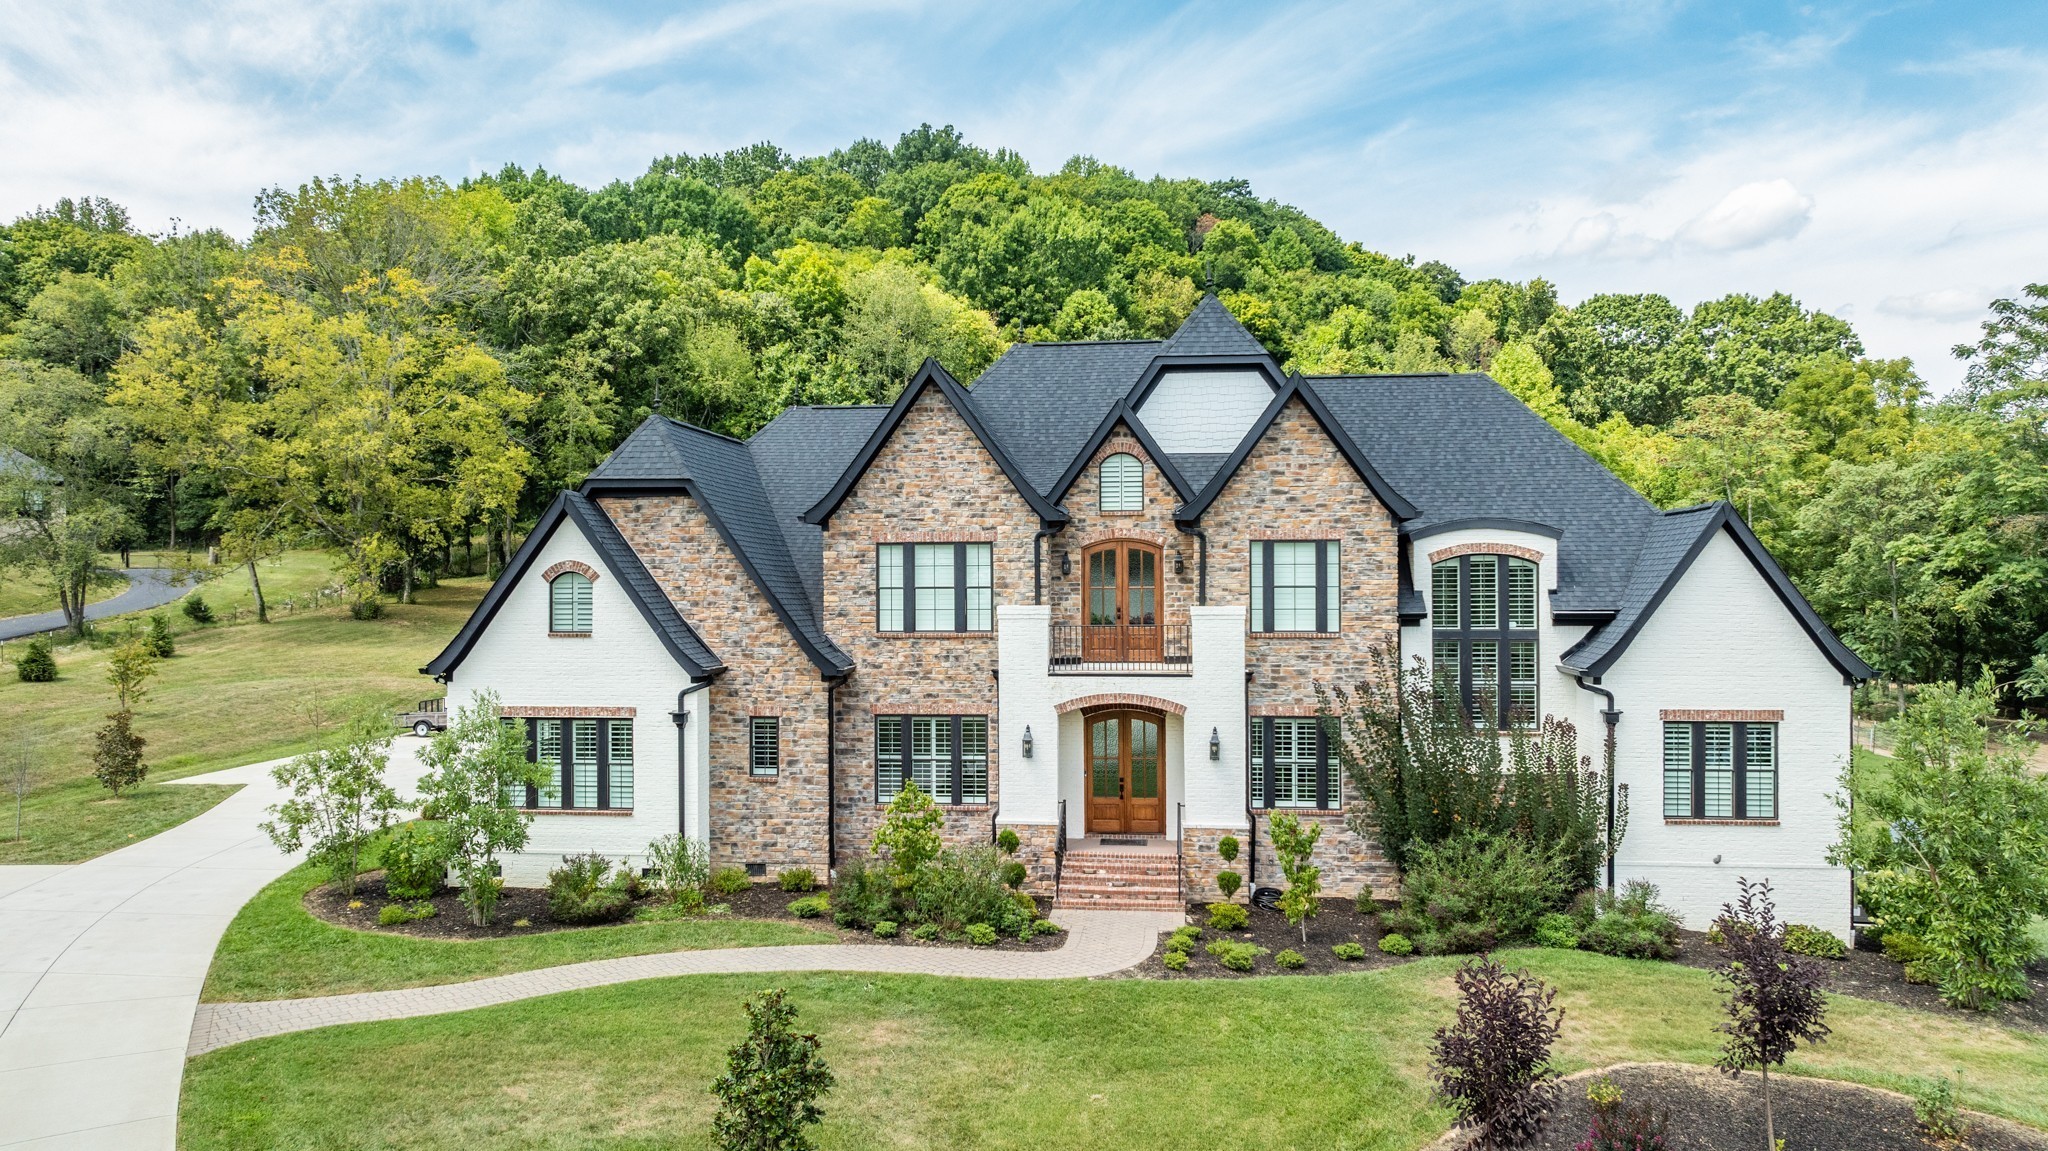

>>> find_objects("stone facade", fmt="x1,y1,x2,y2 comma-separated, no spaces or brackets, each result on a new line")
601,494,831,880
818,385,1043,861
1045,423,1200,630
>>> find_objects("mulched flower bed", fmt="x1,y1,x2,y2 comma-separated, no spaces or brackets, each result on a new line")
1130,896,1415,978
1668,929,2048,1035
305,873,1064,951
1466,1062,2048,1151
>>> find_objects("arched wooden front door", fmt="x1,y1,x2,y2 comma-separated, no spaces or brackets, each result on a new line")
1082,541,1161,663
1085,710,1164,835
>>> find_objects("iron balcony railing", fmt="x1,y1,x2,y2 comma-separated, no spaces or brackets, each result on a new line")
1048,622,1193,675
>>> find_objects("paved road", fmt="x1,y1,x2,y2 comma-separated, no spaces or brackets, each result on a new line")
187,906,1184,1056
0,569,196,641
0,740,429,1151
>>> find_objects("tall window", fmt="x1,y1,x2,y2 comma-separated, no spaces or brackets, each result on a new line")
515,716,632,809
1250,540,1339,632
1663,721,1776,820
1250,717,1336,809
550,571,592,633
1099,452,1142,512
875,715,989,805
1431,554,1539,727
878,543,993,631
750,718,780,777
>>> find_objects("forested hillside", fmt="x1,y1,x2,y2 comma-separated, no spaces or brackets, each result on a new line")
1,125,2043,702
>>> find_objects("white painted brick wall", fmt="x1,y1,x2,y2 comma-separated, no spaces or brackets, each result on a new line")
445,520,707,887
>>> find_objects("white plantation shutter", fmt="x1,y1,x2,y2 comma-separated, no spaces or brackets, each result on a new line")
1099,453,1142,511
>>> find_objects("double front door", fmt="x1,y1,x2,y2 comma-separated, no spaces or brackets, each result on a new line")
1083,541,1161,663
1085,710,1164,835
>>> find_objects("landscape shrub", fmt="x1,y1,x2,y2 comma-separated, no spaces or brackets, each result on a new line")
180,593,214,623
1275,948,1305,969
911,846,1016,932
1000,861,1028,889
1576,881,1681,960
13,638,56,682
965,923,998,946
377,901,437,926
1832,675,2048,1009
644,834,712,904
910,922,941,941
1784,923,1847,960
1911,1075,1968,1143
1207,902,1249,931
1879,931,1940,984
1163,949,1189,971
1216,869,1242,899
260,712,400,895
1168,925,1202,950
144,613,175,658
1332,941,1367,961
1269,811,1323,944
711,989,834,1151
708,866,753,896
829,856,896,929
92,710,149,795
1713,878,1831,1151
380,820,453,898
416,691,551,926
1032,918,1062,935
788,894,830,919
1218,834,1240,864
1533,912,1580,950
1578,1077,1670,1151
1379,933,1414,956
778,868,818,892
871,781,943,890
996,828,1020,854
1381,831,1568,954
1430,955,1565,1150
872,920,899,938
546,853,635,925
1205,939,1266,971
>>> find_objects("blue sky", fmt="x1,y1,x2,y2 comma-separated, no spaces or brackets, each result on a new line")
4,0,2044,388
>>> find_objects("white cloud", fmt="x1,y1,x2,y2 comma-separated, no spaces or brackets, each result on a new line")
1879,288,2000,323
1679,179,1813,252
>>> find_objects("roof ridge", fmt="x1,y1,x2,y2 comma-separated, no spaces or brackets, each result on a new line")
657,414,749,446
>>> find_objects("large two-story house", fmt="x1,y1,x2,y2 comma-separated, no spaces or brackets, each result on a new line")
424,296,1871,937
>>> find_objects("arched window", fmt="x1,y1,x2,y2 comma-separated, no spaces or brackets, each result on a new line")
1431,554,1538,727
550,570,592,633
1099,452,1142,512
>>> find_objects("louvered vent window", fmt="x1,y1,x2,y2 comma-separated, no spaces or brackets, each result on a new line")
750,718,781,776
1099,453,1143,512
550,571,592,633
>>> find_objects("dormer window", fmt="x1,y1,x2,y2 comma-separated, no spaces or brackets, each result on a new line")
1431,554,1538,727
1099,453,1142,512
550,570,593,634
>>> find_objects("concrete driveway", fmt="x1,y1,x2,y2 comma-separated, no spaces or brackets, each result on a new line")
0,739,428,1150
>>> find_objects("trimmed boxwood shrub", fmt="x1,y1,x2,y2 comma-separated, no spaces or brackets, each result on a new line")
1207,902,1249,931
788,894,830,918
965,922,998,946
873,920,899,938
1785,923,1847,960
778,868,818,892
380,821,453,899
1206,939,1266,971
707,866,752,895
546,853,635,925
1332,941,1367,961
1379,932,1414,955
1000,861,1028,889
1275,948,1305,969
1216,869,1242,899
1163,949,1189,971
996,828,1020,854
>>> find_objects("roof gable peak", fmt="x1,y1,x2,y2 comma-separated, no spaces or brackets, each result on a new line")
1159,293,1269,358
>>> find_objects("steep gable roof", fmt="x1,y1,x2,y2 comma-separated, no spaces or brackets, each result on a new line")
1559,502,1875,682
1158,293,1271,357
423,491,722,681
802,359,1066,526
585,416,854,677
964,339,1163,495
1044,402,1197,505
1175,374,1419,522
749,404,891,619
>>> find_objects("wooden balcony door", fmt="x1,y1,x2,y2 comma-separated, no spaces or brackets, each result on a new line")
1082,541,1161,663
1085,710,1165,835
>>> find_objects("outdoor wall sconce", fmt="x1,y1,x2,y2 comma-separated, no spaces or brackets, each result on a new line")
1209,727,1221,760
1060,552,1071,576
1174,553,1185,575
1022,725,1034,758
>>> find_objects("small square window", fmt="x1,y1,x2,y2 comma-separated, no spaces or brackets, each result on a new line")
750,717,780,776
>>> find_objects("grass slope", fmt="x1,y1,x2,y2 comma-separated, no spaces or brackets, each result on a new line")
204,854,836,1002
180,950,2048,1151
0,565,484,864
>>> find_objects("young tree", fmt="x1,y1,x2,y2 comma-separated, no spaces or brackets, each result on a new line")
1714,878,1831,1151
710,988,836,1151
1431,956,1565,1149
1268,810,1323,944
105,630,158,711
1830,674,2048,1007
91,631,159,796
415,690,551,925
870,781,943,892
260,712,401,895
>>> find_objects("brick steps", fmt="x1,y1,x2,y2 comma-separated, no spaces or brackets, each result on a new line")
1055,849,1180,911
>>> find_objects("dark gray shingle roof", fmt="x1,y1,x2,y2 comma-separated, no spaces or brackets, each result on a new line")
967,340,1162,495
1169,453,1231,493
1159,293,1270,356
749,405,891,619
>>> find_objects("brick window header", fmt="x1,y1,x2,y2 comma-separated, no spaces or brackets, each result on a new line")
501,705,636,718
873,530,996,544
1427,542,1544,565
1055,692,1187,716
541,560,600,583
1660,709,1785,723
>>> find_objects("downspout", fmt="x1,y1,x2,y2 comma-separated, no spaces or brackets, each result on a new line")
1034,524,1058,605
1244,667,1256,890
1179,523,1209,605
1573,675,1621,891
672,677,716,838
825,672,850,873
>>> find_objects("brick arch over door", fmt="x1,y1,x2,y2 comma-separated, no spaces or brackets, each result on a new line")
1054,692,1187,717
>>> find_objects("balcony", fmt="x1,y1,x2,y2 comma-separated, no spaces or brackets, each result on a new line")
1048,622,1192,675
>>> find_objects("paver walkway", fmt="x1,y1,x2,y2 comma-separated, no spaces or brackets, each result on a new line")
0,742,428,1151
0,568,195,641
187,906,1184,1057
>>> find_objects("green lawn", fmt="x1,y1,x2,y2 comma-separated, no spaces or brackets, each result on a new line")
204,852,837,1002
0,569,126,618
180,950,2048,1151
0,567,485,864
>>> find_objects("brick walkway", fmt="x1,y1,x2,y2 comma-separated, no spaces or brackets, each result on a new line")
188,908,1184,1057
